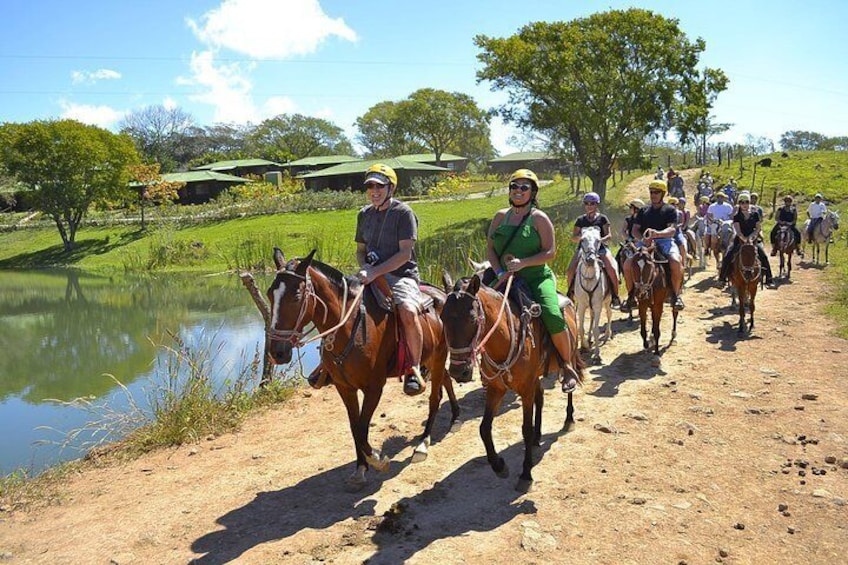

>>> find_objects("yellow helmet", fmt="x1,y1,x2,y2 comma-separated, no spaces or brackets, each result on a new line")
364,163,397,187
667,196,679,205
509,169,539,188
699,195,710,204
648,179,667,194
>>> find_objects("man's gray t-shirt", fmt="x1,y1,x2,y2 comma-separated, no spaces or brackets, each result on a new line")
355,199,419,280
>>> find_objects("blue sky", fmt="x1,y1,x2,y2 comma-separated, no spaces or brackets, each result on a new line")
2,0,846,154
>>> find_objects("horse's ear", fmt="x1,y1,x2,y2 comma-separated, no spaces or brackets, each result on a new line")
273,247,286,271
442,271,454,293
469,257,490,274
468,274,482,295
295,249,317,276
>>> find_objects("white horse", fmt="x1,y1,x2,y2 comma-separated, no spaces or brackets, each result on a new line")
712,219,735,272
802,210,840,264
574,227,613,364
691,214,709,268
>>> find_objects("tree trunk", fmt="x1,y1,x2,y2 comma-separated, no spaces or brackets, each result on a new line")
591,173,609,203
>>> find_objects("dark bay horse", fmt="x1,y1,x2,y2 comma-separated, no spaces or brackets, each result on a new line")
776,225,797,279
266,249,460,490
629,245,678,358
440,273,584,493
729,242,761,335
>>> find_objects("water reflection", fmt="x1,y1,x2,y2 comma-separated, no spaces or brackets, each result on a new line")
0,270,319,475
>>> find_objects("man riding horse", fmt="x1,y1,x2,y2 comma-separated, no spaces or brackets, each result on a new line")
620,179,686,312
806,193,829,244
718,192,775,288
770,195,802,256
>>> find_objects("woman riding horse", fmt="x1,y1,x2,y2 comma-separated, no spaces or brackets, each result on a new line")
486,168,580,393
565,191,621,307
718,192,775,288
770,195,802,256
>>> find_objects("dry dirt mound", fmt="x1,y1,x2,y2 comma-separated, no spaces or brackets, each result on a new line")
1,173,846,565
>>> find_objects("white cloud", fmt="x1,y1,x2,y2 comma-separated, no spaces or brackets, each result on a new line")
71,69,122,84
178,50,260,123
59,101,124,128
263,96,297,117
162,97,178,111
187,0,357,59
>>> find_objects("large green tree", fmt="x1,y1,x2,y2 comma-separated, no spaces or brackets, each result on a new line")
355,100,427,158
247,113,354,162
0,119,138,250
399,88,494,166
476,8,728,201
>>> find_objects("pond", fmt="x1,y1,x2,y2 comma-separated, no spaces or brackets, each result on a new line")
0,270,319,476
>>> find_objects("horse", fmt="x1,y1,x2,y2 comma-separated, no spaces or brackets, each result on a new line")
266,248,460,491
776,225,797,279
803,210,840,264
728,242,761,335
616,241,637,323
574,227,612,364
628,244,678,359
440,273,584,493
712,219,734,272
691,215,709,268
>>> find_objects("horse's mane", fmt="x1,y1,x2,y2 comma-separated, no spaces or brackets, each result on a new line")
299,258,361,296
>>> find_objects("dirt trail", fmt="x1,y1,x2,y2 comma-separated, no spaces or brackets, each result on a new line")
2,172,846,565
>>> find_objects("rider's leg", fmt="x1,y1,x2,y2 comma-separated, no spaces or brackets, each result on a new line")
550,330,578,392
719,243,735,283
620,255,636,312
757,243,775,285
600,251,621,306
669,255,685,310
397,304,424,395
770,225,778,255
565,253,578,298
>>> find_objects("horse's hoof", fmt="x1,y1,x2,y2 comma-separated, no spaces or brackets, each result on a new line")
591,355,602,366
494,458,509,479
449,420,463,434
367,453,390,473
562,419,575,433
651,355,661,368
515,478,533,493
344,475,367,493
411,449,428,464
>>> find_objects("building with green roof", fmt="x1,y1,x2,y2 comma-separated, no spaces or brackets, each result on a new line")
395,153,468,172
488,151,571,176
162,171,250,205
297,158,450,191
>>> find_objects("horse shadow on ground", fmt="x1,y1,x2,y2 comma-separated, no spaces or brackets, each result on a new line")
705,321,764,352
799,261,827,270
190,436,557,564
586,350,667,398
689,275,721,293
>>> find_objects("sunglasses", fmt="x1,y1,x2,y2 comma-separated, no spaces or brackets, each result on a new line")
583,201,598,206
364,182,387,190
509,183,533,192
649,190,663,194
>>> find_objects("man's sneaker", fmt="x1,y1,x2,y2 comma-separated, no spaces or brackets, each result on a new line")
611,295,621,308
619,295,635,313
403,367,426,396
766,279,776,289
770,249,777,257
673,295,685,311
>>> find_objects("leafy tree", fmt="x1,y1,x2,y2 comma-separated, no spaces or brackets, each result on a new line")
779,130,828,151
398,88,494,166
119,105,196,172
0,119,138,250
247,113,354,162
355,101,427,158
475,8,728,201
127,163,184,230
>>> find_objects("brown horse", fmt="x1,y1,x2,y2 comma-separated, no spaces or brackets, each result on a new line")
776,225,797,279
629,245,678,358
729,242,761,335
440,273,584,493
266,249,460,490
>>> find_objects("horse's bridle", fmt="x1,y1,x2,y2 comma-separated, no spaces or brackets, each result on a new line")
577,243,602,298
736,242,761,283
631,247,658,301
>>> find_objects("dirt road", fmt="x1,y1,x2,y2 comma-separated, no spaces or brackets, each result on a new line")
1,173,846,564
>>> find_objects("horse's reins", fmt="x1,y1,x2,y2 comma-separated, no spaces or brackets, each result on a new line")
577,246,603,299
735,242,761,283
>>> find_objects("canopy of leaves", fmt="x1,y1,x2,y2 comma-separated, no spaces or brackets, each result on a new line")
475,8,727,198
356,89,495,167
0,119,139,249
246,113,354,162
780,130,848,151
119,105,196,173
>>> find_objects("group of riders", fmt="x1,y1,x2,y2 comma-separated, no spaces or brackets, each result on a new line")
333,163,833,397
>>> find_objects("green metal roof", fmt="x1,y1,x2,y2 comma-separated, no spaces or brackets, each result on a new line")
192,158,283,171
162,171,250,183
286,155,360,167
488,151,556,162
395,153,467,162
297,158,449,179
